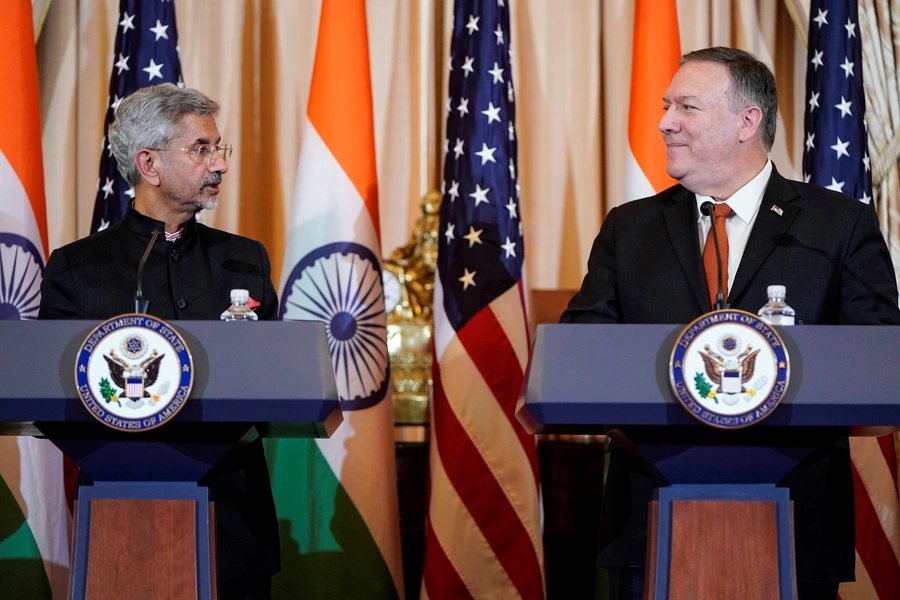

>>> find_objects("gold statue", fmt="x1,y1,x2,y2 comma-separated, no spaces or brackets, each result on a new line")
383,190,440,323
383,191,441,424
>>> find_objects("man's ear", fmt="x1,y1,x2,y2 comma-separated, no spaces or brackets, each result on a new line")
134,149,161,186
738,106,763,144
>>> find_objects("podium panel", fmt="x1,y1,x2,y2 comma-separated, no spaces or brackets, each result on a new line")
0,320,341,600
518,324,900,600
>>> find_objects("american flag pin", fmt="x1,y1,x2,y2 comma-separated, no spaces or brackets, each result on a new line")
770,205,783,216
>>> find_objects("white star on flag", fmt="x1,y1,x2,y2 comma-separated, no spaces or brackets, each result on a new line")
500,237,516,258
120,12,135,33
813,8,828,28
469,184,490,205
149,19,169,41
453,138,465,159
811,50,824,70
143,58,164,80
826,177,845,192
115,54,130,74
463,226,484,247
461,56,475,77
466,15,480,35
834,97,852,117
475,143,497,165
506,198,517,218
101,177,115,198
458,267,476,289
840,57,855,78
482,102,501,124
488,63,504,84
831,137,850,159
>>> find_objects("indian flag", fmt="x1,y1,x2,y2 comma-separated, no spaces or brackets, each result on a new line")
264,0,404,598
0,1,70,597
624,0,681,201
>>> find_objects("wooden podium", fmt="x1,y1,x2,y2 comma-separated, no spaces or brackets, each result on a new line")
517,323,900,600
0,320,340,600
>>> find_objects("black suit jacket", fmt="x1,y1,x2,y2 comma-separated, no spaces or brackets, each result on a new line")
561,167,900,582
39,205,281,584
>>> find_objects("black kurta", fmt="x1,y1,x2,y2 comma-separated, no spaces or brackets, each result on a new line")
39,205,281,585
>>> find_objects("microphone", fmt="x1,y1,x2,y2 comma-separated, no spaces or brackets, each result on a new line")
134,229,160,314
700,201,729,310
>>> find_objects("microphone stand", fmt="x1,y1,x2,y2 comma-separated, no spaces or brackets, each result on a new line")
134,229,160,314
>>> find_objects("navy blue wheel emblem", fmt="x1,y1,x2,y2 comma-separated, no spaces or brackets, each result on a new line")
280,242,389,411
0,233,44,320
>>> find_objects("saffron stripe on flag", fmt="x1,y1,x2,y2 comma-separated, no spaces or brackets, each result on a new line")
306,1,379,237
624,0,680,201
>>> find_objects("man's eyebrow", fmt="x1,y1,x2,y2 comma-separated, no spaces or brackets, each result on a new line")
191,135,222,144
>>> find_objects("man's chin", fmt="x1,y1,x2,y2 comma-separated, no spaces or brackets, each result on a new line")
194,198,218,211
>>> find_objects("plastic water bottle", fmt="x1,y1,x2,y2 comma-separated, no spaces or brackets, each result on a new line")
757,285,795,326
220,289,258,321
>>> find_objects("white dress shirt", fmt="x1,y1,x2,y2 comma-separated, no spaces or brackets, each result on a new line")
695,160,773,294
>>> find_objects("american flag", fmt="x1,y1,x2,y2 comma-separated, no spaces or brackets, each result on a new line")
804,2,900,599
422,0,545,598
91,0,184,233
802,0,871,204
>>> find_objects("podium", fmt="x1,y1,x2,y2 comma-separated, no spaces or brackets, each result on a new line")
518,323,900,600
0,320,341,600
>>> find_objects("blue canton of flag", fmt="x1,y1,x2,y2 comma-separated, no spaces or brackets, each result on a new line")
91,0,184,233
803,0,872,204
439,0,522,330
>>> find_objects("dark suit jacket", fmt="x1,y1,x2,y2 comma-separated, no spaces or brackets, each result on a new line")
561,167,900,582
39,205,281,584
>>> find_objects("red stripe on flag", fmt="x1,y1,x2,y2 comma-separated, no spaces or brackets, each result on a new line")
422,515,475,600
851,461,900,599
878,434,898,486
431,355,544,600
456,305,540,483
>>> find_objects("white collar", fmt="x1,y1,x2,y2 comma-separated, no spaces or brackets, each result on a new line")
695,160,773,224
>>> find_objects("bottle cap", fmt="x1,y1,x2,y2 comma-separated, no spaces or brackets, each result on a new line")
230,289,250,302
767,284,786,298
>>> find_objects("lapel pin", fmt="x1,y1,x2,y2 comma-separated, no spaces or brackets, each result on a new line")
770,204,783,216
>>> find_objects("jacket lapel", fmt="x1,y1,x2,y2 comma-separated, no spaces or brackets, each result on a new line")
663,187,710,312
729,168,799,303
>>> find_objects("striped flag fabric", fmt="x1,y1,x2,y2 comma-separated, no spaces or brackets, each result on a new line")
0,1,70,596
802,2,900,598
265,0,404,598
92,0,183,233
421,1,545,598
624,0,680,202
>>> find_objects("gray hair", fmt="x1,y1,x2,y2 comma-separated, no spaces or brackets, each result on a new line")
680,47,778,152
107,84,220,187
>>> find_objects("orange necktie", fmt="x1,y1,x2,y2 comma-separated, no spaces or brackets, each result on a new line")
702,203,733,308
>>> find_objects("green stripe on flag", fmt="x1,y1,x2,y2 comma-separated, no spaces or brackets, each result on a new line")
265,438,400,599
0,477,52,598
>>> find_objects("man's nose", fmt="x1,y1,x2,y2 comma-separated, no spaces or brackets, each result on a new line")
659,106,678,134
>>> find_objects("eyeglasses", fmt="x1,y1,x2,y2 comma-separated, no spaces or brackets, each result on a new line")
149,143,233,164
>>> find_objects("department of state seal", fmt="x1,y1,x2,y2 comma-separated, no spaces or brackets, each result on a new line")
669,309,790,429
75,314,193,432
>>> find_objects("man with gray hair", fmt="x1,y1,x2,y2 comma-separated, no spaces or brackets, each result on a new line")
563,47,900,600
40,84,280,599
